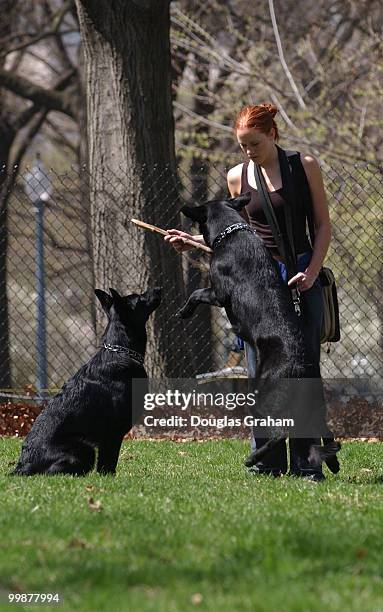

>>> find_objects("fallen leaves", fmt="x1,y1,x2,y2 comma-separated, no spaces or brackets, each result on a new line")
68,538,91,549
0,400,43,437
87,497,103,512
191,593,203,605
356,548,368,559
1,395,382,441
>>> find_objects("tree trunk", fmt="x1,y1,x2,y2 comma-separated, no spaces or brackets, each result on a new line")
75,0,194,377
0,122,13,387
0,0,16,387
186,60,214,373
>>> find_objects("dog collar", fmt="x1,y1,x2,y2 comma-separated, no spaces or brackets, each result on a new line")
212,223,255,249
103,343,145,366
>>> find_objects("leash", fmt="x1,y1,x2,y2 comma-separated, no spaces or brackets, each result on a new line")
253,158,301,317
103,343,145,367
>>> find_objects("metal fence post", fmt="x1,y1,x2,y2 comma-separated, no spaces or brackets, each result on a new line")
34,196,47,396
25,157,51,397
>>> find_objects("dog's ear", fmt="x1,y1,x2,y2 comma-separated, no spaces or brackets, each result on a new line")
227,192,251,211
109,288,121,300
94,289,113,313
109,287,136,311
141,286,162,315
180,205,207,223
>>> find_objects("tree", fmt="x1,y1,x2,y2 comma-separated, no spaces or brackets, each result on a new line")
0,0,82,386
171,0,383,164
74,0,196,376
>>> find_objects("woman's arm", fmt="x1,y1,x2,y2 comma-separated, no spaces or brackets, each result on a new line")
288,154,331,291
228,164,250,223
227,164,242,197
165,163,248,252
302,154,331,275
164,228,204,252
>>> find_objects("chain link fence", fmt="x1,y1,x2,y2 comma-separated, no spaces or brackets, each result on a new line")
0,158,381,393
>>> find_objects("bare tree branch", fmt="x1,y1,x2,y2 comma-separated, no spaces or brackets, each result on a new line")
44,226,87,254
174,101,232,133
0,0,75,58
268,0,306,109
10,111,48,170
45,117,78,154
0,68,77,119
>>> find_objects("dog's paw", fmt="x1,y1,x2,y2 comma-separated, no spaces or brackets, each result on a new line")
325,454,340,474
309,441,341,469
244,452,258,468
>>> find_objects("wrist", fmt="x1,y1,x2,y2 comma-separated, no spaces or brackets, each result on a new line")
192,234,204,245
305,265,320,279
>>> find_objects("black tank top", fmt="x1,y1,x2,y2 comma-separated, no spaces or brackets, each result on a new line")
240,160,311,257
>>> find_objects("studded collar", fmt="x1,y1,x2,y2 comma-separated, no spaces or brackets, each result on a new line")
212,223,255,250
103,343,145,367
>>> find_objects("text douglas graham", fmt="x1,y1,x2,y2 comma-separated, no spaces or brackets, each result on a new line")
143,415,293,428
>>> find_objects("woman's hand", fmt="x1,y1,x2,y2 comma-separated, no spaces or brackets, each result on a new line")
287,269,317,292
164,229,204,253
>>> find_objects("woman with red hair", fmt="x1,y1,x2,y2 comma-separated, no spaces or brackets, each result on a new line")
166,103,334,481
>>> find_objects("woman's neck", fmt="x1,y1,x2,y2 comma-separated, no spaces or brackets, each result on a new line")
257,143,279,170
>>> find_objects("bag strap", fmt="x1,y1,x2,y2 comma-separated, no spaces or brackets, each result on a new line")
253,164,286,260
284,149,316,248
253,160,301,316
277,146,298,271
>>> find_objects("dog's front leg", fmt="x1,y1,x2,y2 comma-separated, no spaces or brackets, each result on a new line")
177,287,222,319
97,437,124,475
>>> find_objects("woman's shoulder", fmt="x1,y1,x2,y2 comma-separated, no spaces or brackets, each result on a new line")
299,152,321,172
227,162,245,181
227,163,246,196
297,154,324,190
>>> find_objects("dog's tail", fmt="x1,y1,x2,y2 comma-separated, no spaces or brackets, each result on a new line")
309,439,341,474
244,436,287,468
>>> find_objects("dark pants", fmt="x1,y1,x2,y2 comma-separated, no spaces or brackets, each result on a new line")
245,252,325,475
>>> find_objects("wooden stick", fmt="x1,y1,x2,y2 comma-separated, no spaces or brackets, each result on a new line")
131,218,213,254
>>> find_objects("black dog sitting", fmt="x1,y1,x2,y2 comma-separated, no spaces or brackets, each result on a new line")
178,194,340,471
11,287,161,476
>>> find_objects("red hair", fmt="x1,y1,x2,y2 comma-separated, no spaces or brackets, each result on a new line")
235,103,279,141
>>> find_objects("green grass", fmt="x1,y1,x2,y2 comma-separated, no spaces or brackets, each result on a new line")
1,439,383,612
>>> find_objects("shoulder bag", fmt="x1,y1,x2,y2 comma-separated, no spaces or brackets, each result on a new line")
254,148,340,344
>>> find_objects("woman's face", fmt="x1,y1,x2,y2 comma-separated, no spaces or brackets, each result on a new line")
236,127,275,165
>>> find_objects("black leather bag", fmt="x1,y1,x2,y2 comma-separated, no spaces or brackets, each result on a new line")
318,267,341,343
284,150,341,343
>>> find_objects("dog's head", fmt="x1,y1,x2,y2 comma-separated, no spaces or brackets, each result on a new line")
95,287,162,327
181,193,251,246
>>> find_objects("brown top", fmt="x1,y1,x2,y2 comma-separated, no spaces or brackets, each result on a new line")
240,161,311,257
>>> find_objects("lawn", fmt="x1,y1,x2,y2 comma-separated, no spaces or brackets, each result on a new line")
0,438,383,612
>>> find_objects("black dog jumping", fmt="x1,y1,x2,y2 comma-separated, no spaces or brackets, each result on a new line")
178,194,340,471
11,287,161,476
